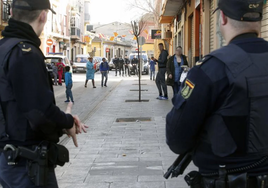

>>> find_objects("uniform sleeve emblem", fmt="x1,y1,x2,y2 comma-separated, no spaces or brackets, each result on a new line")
22,47,32,52
19,43,32,53
181,79,195,99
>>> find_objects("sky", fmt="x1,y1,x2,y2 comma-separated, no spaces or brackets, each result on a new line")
89,0,145,24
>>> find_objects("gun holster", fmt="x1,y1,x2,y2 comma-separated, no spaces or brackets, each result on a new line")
26,143,49,186
3,142,49,186
48,143,69,166
3,142,69,186
185,171,203,188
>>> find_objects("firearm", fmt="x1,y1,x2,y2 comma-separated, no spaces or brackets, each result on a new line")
164,152,192,179
4,143,49,186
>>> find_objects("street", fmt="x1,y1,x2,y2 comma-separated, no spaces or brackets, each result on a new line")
54,70,197,188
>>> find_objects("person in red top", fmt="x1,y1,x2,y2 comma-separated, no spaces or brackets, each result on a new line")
56,58,65,86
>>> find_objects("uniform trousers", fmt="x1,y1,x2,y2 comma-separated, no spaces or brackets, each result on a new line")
114,63,119,76
0,153,58,188
124,64,130,76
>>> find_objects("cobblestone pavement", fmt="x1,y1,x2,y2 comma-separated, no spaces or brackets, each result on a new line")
54,72,197,188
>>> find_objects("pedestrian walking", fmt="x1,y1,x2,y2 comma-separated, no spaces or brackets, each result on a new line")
149,57,156,81
56,58,65,86
131,55,139,76
100,58,109,87
0,0,87,187
113,55,119,76
166,46,188,97
85,56,96,88
51,62,58,85
124,55,130,76
166,0,268,187
64,66,74,103
154,43,169,100
118,56,125,76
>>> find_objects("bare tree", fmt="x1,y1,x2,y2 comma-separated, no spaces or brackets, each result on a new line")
128,0,160,28
131,18,146,101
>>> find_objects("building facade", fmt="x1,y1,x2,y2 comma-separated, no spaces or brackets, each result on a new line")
0,0,11,38
139,13,156,58
91,22,134,60
40,0,89,61
40,0,72,59
159,0,268,67
70,0,86,61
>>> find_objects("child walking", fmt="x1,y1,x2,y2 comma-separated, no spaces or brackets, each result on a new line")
149,57,156,81
64,66,74,103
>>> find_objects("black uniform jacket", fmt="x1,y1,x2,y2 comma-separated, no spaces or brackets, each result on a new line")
0,18,74,146
166,33,268,175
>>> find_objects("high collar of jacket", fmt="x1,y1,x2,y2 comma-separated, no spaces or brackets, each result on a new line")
2,18,41,47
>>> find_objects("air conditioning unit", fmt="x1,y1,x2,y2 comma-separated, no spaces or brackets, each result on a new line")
161,30,172,39
161,24,172,39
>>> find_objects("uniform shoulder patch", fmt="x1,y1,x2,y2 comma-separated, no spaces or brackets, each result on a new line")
195,56,211,66
18,42,32,53
181,79,195,99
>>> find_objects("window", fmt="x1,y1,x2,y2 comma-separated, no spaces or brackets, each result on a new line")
2,1,10,21
86,25,93,32
64,16,67,26
71,17,75,27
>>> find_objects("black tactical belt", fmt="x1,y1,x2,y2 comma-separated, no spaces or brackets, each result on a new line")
202,156,268,177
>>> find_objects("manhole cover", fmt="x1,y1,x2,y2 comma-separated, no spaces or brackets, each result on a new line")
132,84,147,85
116,117,152,122
125,100,149,102
130,89,148,91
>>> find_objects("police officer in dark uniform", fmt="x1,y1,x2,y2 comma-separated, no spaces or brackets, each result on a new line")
0,0,87,187
113,55,119,76
124,55,130,77
166,0,268,187
118,56,125,76
131,55,139,76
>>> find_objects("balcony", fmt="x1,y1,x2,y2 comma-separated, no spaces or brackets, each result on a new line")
159,0,184,24
71,27,80,40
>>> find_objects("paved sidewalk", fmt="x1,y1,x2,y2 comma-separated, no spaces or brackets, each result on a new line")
56,76,197,188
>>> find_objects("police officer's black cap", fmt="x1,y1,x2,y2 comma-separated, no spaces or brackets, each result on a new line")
12,0,56,14
214,0,263,22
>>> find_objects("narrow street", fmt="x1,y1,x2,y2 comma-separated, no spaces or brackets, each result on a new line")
54,71,197,188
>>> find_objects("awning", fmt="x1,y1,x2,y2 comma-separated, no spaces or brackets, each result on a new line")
159,16,174,24
160,0,184,24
